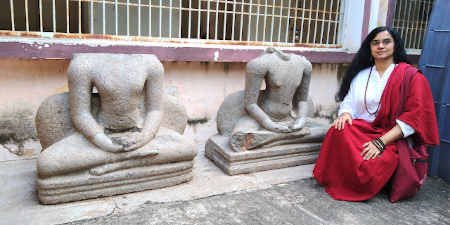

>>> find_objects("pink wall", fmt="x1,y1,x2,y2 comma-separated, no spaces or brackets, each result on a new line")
0,59,339,121
0,59,69,110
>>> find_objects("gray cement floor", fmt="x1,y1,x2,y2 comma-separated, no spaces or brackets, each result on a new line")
66,177,450,225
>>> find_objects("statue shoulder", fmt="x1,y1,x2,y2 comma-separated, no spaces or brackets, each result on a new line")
292,54,312,72
143,55,164,77
246,55,269,75
141,54,161,64
67,54,94,80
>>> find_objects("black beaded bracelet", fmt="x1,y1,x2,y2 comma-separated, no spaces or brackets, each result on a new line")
371,137,385,152
377,137,386,149
371,140,383,152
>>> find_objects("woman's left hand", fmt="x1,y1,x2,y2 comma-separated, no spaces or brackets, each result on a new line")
361,141,381,160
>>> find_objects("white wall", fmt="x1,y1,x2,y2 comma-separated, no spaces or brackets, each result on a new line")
341,0,365,51
369,0,390,32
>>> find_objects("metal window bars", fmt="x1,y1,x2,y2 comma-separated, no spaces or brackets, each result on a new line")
392,0,434,50
2,0,343,46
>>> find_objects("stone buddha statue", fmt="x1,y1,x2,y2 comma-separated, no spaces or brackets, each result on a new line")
35,54,196,204
206,48,328,175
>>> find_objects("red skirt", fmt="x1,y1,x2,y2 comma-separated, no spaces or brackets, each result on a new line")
313,119,398,201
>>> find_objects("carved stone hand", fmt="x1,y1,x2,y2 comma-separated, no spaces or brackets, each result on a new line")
289,117,306,131
92,132,123,152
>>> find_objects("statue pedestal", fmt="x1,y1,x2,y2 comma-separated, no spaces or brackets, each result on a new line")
38,160,195,204
205,135,322,176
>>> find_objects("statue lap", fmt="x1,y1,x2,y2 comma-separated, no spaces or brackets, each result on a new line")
37,127,194,178
206,89,328,175
218,91,320,151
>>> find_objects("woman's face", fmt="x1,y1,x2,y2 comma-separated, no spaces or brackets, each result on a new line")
370,30,395,62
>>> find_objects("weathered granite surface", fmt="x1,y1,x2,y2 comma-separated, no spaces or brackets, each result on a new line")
206,125,326,175
35,53,196,204
206,48,328,175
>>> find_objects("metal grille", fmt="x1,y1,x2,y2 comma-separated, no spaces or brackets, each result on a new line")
1,0,343,46
392,0,434,49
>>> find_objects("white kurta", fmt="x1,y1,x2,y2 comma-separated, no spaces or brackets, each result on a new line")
338,64,415,137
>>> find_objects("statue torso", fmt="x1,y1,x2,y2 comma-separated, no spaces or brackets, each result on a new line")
258,54,305,120
87,55,154,130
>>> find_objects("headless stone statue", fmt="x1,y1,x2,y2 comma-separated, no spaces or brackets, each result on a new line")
35,54,196,204
229,47,313,151
206,48,328,175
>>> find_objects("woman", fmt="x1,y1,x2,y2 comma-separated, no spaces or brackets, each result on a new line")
313,27,439,201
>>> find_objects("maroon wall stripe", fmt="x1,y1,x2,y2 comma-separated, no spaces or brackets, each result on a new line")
362,0,372,41
386,0,396,28
0,41,356,64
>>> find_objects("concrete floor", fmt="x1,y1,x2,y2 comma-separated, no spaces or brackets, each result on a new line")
66,177,450,225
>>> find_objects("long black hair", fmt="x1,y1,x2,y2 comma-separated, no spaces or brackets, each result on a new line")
336,26,409,101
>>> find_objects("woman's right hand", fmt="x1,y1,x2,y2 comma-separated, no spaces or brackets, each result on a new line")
92,133,123,152
332,112,352,130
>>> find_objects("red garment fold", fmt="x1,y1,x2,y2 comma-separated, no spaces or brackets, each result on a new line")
313,63,439,201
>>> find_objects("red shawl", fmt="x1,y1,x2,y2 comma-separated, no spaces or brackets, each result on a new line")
313,63,439,201
373,63,439,146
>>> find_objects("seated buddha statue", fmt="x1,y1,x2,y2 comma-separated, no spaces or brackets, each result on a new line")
206,48,328,175
35,53,196,204
226,48,326,151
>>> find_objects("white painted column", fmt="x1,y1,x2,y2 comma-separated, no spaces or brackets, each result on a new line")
340,0,365,52
368,0,390,32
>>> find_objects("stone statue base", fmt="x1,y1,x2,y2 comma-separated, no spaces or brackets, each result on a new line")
205,126,326,175
37,147,196,204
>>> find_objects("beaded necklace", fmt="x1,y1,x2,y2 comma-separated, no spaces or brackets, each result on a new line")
363,64,396,116
363,66,381,116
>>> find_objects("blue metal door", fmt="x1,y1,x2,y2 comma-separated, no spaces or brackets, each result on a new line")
418,0,450,183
